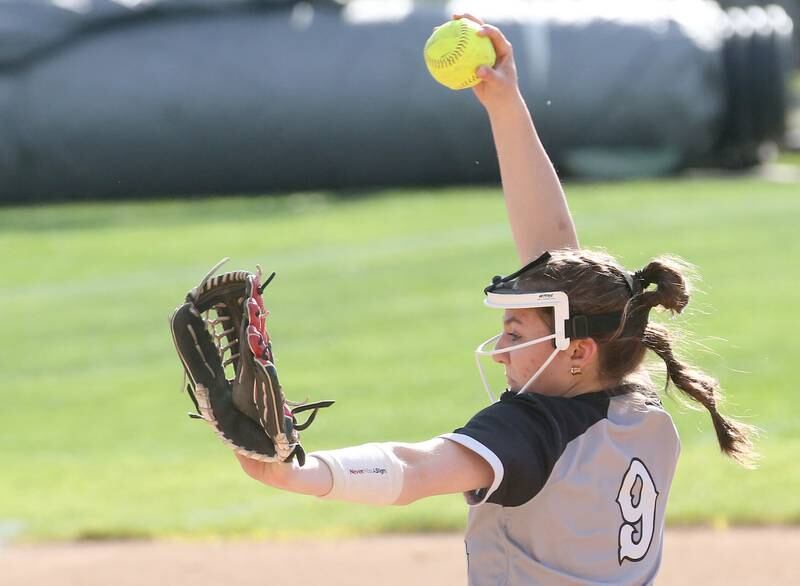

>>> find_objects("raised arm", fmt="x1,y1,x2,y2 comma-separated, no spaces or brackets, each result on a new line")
459,14,579,264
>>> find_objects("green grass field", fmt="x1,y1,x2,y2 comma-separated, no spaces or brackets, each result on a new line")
2,175,799,541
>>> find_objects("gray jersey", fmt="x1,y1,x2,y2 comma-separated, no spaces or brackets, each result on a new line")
441,387,680,585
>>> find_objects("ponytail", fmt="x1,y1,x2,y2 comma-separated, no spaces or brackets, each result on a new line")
513,248,758,467
636,258,757,468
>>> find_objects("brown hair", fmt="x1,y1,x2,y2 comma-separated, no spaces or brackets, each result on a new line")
514,248,757,468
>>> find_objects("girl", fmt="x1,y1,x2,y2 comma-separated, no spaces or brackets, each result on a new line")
236,15,755,585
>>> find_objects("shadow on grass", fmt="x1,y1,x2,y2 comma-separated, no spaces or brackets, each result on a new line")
0,185,496,234
75,528,155,542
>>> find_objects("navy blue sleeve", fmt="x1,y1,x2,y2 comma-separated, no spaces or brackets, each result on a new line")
452,391,609,507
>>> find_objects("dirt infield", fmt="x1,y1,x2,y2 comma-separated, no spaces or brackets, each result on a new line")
2,528,798,585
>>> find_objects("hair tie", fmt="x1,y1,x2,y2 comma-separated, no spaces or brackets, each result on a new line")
631,270,647,295
622,271,635,296
623,269,648,297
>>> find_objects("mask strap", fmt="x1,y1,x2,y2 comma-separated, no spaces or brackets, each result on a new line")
517,345,560,394
475,333,557,356
475,350,497,404
474,332,559,402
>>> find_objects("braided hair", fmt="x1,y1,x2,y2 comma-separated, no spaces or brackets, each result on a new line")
514,249,757,468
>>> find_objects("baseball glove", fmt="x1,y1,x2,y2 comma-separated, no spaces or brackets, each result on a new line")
169,259,333,466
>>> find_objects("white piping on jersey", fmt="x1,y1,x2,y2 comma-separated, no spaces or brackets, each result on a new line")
440,432,505,506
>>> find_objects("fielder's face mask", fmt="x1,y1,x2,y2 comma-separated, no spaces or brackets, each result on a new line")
475,251,634,402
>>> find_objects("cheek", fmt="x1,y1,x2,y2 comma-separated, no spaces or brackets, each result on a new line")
510,342,555,375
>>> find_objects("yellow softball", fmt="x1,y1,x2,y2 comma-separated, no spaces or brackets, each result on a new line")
423,18,496,90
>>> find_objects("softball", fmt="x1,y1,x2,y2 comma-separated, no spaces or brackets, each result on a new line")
424,18,496,90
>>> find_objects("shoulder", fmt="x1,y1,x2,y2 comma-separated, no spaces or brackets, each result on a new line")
442,390,612,507
487,390,614,443
473,388,610,418
607,389,681,459
518,389,612,426
448,390,612,462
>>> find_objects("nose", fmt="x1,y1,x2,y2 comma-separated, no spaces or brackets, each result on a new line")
492,338,511,365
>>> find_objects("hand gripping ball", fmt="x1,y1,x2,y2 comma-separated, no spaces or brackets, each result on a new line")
424,19,496,90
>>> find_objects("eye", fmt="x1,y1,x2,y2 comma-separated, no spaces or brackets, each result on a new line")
507,332,522,342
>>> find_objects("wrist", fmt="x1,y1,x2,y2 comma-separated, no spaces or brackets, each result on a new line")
262,461,296,490
485,89,528,121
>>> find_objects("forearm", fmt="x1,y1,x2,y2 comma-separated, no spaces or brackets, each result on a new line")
237,445,403,504
486,91,578,263
238,438,493,507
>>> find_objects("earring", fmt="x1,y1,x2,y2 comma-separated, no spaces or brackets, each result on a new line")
570,366,582,376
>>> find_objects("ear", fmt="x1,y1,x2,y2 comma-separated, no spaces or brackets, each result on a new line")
568,337,599,366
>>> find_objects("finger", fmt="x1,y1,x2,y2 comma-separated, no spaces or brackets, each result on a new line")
476,65,501,84
476,24,513,60
452,12,485,26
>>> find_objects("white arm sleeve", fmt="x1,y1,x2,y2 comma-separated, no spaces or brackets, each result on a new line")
310,443,405,505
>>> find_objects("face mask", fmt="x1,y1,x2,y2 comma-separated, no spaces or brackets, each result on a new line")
475,331,561,402
477,251,631,402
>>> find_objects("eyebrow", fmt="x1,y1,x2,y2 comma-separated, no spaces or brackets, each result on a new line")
503,315,523,326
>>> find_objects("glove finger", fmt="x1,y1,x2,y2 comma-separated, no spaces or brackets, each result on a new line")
170,303,226,389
